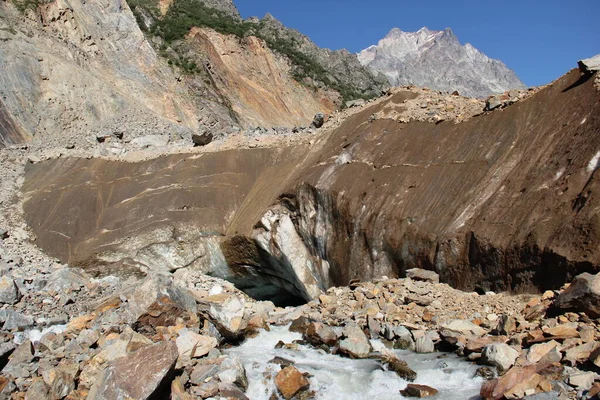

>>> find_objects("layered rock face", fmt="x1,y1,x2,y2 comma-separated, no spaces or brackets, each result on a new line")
187,27,339,128
23,69,600,302
358,27,527,98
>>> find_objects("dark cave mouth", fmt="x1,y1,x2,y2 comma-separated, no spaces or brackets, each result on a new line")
227,279,308,308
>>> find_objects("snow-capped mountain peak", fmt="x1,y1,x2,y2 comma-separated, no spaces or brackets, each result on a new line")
358,27,526,97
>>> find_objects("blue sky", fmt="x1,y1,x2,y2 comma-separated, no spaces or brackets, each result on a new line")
235,0,600,87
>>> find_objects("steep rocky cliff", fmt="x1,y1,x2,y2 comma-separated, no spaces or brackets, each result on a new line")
0,0,236,148
359,27,527,98
22,69,600,303
186,27,339,127
129,0,387,106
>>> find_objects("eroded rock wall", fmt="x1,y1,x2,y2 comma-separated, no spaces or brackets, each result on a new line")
22,70,600,301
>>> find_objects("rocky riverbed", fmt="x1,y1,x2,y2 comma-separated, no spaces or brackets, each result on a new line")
1,257,600,399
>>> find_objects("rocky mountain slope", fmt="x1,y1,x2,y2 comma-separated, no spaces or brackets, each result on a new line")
358,27,527,98
0,0,377,149
0,0,237,148
129,0,387,104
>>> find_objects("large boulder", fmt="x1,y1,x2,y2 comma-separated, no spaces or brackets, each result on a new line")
275,366,310,400
0,276,21,305
406,268,439,283
339,322,372,359
553,273,600,318
310,113,325,129
192,132,213,147
481,343,520,374
480,363,563,400
87,341,179,400
43,268,90,293
197,293,247,338
125,276,198,334
304,322,337,347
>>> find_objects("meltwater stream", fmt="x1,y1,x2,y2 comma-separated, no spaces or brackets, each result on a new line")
226,325,484,400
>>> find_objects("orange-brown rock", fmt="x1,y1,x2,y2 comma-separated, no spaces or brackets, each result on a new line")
400,384,439,398
480,363,563,400
188,27,338,128
275,366,310,400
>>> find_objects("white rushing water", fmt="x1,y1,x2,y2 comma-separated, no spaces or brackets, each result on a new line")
226,325,484,400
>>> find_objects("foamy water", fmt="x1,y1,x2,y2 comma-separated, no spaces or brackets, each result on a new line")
225,325,484,399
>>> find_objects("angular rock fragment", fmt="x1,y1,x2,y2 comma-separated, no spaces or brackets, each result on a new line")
198,293,247,339
275,365,310,400
176,330,217,359
127,276,198,335
43,268,90,293
406,268,439,283
481,343,520,374
400,383,439,397
553,273,600,318
0,276,21,305
578,54,600,74
442,319,487,336
304,322,337,347
87,341,179,400
480,363,563,400
567,371,597,391
310,113,325,129
526,341,561,364
339,322,372,358
217,357,248,390
192,132,213,147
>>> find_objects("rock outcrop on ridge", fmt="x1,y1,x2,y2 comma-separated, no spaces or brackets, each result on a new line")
358,27,527,98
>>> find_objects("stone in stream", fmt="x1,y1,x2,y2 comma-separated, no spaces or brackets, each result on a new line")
387,360,417,381
275,365,310,400
87,341,179,400
414,336,434,353
400,383,439,397
217,357,248,390
481,343,520,374
339,322,372,358
304,322,337,347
